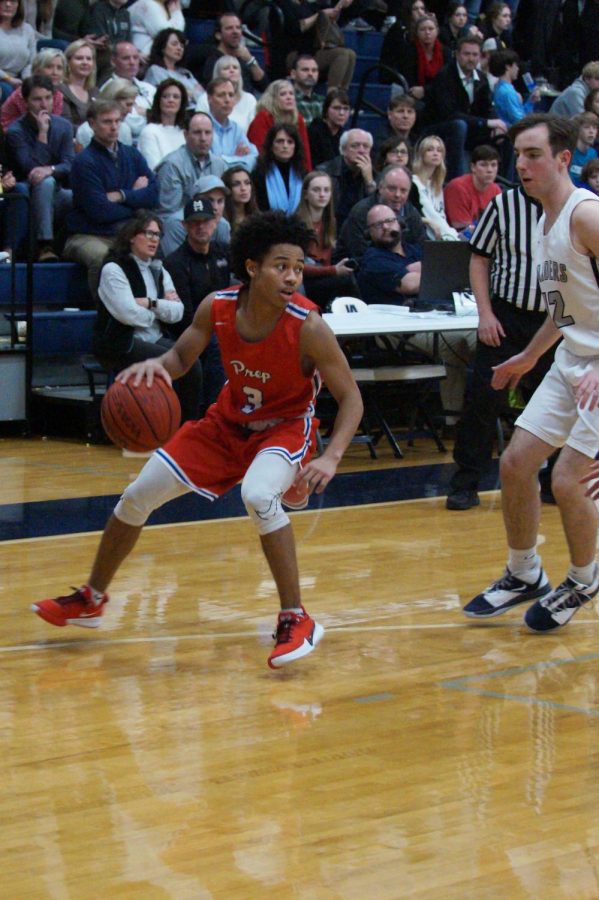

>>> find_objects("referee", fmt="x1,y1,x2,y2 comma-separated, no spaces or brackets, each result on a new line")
446,186,557,510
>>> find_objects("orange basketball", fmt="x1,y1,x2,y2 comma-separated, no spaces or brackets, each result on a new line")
101,377,181,452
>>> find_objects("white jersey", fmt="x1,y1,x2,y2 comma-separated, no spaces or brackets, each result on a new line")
536,187,599,358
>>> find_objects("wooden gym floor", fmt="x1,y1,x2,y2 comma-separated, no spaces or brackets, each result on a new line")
1,435,599,898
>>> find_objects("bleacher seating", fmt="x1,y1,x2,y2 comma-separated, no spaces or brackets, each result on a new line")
342,30,384,57
184,17,216,45
0,262,92,308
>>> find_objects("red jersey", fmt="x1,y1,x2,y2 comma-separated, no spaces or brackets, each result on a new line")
210,286,322,426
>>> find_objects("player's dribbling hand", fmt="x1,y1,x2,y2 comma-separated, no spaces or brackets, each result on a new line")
295,457,337,495
117,359,172,389
574,369,599,411
580,461,599,499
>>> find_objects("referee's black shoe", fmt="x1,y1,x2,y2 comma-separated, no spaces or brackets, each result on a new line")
446,489,480,510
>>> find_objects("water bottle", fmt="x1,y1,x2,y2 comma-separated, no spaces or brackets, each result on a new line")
523,72,536,94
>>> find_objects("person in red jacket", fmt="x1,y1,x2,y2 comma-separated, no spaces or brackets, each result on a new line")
248,78,312,170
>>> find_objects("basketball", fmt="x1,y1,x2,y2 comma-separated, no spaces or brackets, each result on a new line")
101,377,181,452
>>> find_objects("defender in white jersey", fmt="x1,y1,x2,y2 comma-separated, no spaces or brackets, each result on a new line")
464,113,599,632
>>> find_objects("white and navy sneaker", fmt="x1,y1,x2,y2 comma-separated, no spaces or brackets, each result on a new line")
524,567,599,632
464,567,551,618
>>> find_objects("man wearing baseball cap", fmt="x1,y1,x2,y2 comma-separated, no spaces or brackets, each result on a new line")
164,194,231,409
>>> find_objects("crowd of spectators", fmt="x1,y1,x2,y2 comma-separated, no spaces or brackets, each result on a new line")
2,0,599,421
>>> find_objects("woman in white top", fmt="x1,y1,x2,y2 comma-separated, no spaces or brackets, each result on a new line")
94,212,202,422
137,78,187,170
0,0,36,101
196,55,256,133
128,0,185,57
144,27,204,106
412,135,459,241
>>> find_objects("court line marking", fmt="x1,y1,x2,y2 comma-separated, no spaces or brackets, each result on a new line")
0,490,502,546
2,619,598,654
441,650,599,717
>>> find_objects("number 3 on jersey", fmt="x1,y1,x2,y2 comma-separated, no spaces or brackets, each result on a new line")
542,289,575,327
241,385,263,414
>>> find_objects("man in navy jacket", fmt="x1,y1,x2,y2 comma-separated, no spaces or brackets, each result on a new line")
6,75,74,261
64,98,159,297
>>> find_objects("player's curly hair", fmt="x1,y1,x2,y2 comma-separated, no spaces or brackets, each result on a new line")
230,210,315,281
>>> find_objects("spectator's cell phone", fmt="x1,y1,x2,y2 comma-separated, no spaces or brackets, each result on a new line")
345,258,358,270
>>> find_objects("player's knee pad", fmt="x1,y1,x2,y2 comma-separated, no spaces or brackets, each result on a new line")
241,482,290,536
114,480,159,526
114,455,187,526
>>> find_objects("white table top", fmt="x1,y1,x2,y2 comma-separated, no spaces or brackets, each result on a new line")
323,308,479,337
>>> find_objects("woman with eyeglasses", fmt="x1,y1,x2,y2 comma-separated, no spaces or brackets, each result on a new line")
374,135,412,174
0,0,36,101
308,87,351,168
145,28,204,106
252,123,307,214
196,54,257,133
94,211,203,422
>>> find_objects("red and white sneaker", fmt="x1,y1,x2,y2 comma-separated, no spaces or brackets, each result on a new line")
281,480,310,510
268,606,324,668
31,585,108,628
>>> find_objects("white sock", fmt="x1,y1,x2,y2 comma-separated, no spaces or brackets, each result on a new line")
87,584,105,605
508,547,541,581
568,562,596,586
281,607,303,616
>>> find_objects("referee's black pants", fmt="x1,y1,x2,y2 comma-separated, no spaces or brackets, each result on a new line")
450,296,554,493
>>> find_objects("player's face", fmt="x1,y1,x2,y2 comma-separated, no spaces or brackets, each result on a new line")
249,244,305,308
514,124,570,199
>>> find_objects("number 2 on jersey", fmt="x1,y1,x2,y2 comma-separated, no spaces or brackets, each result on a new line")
542,289,575,327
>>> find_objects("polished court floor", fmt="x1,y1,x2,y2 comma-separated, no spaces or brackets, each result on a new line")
1,436,599,898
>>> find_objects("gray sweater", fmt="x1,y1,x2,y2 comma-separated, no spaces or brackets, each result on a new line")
0,22,36,79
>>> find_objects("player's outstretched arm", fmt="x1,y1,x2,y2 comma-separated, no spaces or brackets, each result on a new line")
118,295,215,387
491,317,561,390
296,313,363,495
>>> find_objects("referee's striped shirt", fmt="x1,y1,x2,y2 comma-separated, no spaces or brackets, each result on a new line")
469,186,543,311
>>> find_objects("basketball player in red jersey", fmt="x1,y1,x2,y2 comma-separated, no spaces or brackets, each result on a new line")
32,211,363,669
